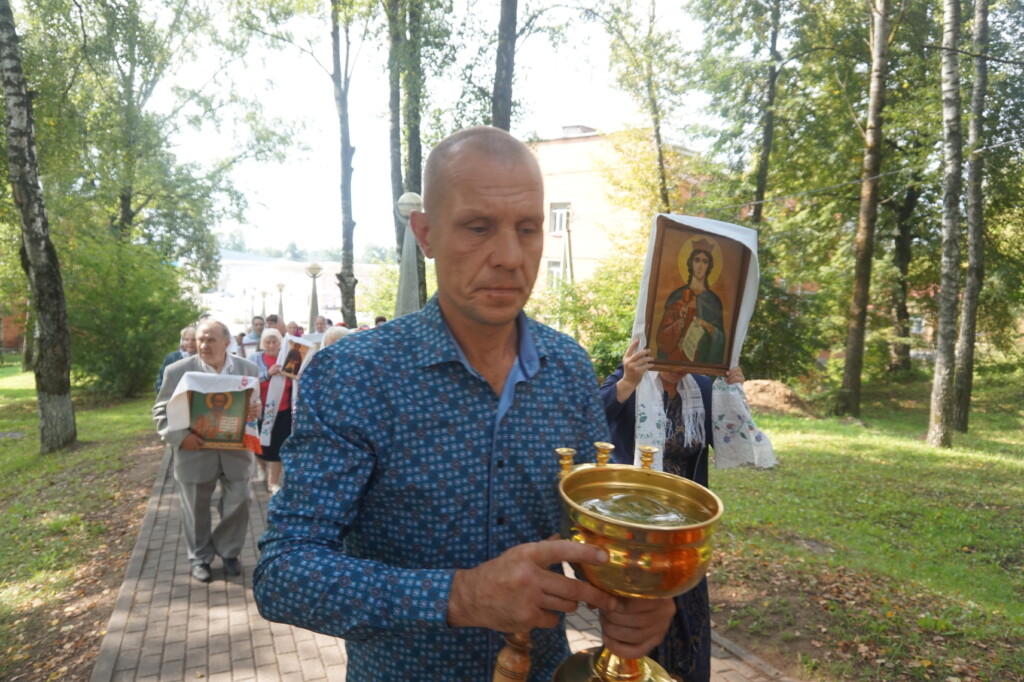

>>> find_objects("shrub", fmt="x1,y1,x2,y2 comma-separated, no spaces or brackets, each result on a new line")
63,231,199,397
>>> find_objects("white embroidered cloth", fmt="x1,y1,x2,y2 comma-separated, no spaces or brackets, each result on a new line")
166,372,260,432
633,372,705,470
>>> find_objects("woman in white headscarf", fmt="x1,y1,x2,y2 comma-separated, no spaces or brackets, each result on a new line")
600,338,743,682
251,328,292,494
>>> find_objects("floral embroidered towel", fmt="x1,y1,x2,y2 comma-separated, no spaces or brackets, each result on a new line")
710,377,776,469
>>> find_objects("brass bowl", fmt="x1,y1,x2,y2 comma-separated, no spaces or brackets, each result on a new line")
559,463,723,599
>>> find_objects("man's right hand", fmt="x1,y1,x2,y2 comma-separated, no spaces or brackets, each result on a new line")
446,539,618,632
180,433,204,451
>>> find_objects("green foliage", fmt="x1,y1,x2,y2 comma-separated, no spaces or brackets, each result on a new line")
743,264,824,382
359,260,399,321
357,258,436,321
359,242,397,265
61,229,200,397
603,127,702,217
6,0,299,294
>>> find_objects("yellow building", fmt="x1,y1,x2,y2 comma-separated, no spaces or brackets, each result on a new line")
531,126,638,287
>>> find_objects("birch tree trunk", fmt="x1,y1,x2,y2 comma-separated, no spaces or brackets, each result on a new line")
491,0,517,131
838,0,890,416
0,0,77,453
926,0,964,447
952,0,988,432
331,0,358,328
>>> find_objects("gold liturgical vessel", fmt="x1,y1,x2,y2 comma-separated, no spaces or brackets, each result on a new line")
492,443,723,682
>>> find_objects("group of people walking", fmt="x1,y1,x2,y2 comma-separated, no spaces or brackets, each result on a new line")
150,312,360,583
152,126,745,682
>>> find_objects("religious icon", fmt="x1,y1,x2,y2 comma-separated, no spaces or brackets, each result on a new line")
279,335,313,379
187,389,253,450
239,341,259,359
644,215,752,376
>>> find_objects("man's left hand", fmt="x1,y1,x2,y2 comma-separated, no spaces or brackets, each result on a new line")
247,400,262,421
598,596,676,659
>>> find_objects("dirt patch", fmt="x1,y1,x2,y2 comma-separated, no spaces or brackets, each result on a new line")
744,380,817,418
5,435,163,681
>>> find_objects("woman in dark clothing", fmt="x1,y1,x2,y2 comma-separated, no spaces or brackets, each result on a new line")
599,338,743,682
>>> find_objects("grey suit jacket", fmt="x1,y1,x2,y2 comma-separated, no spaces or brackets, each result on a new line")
153,354,260,484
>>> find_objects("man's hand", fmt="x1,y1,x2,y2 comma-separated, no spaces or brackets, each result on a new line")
447,539,619,633
268,364,281,377
725,366,745,385
599,595,676,659
180,433,204,451
616,338,653,403
247,400,262,421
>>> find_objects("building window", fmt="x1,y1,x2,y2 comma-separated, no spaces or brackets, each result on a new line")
550,202,570,234
547,259,563,288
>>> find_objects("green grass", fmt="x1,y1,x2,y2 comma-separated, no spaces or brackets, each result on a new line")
711,361,1024,680
0,365,154,677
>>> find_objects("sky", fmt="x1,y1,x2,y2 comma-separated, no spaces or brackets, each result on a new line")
172,6,702,257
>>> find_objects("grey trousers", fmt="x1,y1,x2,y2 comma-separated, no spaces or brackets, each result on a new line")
176,472,251,566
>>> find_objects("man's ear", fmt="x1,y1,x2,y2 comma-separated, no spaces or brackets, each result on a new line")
409,210,433,258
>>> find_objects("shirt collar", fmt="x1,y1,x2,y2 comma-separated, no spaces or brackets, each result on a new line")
198,354,232,375
416,295,541,379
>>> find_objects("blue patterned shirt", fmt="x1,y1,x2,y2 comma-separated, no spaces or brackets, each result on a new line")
253,296,609,681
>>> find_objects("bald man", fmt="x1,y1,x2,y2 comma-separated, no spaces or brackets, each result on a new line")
254,127,674,680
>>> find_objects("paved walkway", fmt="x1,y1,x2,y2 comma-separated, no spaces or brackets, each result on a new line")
92,446,797,681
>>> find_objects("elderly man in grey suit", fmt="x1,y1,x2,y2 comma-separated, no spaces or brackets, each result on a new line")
153,319,261,583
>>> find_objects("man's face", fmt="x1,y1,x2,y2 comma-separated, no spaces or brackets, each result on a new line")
253,318,265,335
315,316,327,333
196,323,230,366
411,150,543,332
211,393,228,411
181,329,197,355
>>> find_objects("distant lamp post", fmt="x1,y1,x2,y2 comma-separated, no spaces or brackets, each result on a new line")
306,262,322,331
394,192,423,318
276,282,285,320
260,290,268,317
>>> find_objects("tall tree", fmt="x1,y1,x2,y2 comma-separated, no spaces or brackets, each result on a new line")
22,0,294,290
750,0,782,225
330,0,367,328
403,0,427,306
952,0,989,432
0,0,76,453
927,0,964,447
585,0,688,213
885,178,922,373
838,0,892,417
491,0,517,130
384,0,405,253
383,0,450,308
